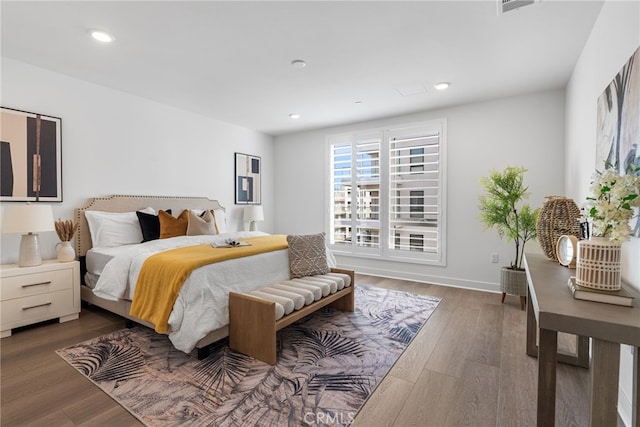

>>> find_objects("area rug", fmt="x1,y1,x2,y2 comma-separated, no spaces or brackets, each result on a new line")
56,286,440,427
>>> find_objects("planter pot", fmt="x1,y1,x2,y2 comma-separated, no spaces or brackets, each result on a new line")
576,237,621,291
500,267,527,310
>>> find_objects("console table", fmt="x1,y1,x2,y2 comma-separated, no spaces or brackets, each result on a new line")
524,253,639,427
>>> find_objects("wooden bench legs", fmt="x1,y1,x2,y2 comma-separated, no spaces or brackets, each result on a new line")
229,269,355,365
229,292,279,364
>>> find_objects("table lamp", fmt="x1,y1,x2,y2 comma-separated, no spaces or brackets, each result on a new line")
1,204,55,267
243,205,264,231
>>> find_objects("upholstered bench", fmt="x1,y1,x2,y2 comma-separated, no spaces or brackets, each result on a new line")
229,267,355,364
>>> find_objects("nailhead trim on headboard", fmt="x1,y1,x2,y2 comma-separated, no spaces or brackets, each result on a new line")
75,195,225,257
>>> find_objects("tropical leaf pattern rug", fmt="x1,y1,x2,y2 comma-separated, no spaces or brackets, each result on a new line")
57,286,440,426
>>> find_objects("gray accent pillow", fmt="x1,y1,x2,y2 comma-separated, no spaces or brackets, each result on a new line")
287,233,330,279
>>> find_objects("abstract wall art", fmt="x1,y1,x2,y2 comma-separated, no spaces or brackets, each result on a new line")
0,107,62,202
235,152,261,205
596,46,640,235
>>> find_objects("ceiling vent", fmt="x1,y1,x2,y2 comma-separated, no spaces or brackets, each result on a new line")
497,0,538,15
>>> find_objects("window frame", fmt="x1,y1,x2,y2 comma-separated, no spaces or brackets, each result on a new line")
327,120,447,266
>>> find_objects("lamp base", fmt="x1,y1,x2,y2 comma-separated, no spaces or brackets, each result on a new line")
18,233,43,267
250,221,259,231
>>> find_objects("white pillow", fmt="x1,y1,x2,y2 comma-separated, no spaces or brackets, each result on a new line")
85,207,154,248
212,209,226,234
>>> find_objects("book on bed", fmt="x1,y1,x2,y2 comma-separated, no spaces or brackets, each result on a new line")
211,240,250,248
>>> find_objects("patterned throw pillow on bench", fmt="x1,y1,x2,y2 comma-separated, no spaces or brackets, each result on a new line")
287,232,330,279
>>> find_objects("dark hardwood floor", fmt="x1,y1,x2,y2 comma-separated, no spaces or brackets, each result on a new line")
0,274,613,426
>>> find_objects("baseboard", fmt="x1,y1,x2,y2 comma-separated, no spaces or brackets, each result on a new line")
617,344,636,427
338,263,500,293
618,376,633,427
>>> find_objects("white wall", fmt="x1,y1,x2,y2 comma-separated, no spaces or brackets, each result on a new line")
0,58,275,264
565,1,639,425
566,1,640,291
274,89,566,292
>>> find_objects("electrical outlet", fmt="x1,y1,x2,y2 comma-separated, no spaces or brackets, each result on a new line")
491,253,499,263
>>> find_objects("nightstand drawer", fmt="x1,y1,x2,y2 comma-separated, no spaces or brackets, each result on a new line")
0,268,74,300
1,289,75,326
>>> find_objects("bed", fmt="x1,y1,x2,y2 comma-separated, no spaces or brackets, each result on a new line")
75,195,317,358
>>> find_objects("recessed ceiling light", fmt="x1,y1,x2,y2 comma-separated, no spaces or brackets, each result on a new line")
291,59,306,69
355,101,363,105
91,30,114,43
289,113,300,119
434,82,451,91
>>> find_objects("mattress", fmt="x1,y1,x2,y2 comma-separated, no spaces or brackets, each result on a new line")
85,244,145,290
86,245,142,276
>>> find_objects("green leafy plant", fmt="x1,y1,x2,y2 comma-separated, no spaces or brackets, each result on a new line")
478,166,539,270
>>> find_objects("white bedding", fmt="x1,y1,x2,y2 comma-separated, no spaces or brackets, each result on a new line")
91,231,336,353
86,245,139,277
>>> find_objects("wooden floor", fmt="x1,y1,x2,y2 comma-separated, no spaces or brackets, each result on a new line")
0,274,618,426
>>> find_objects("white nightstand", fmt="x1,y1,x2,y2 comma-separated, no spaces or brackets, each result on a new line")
0,260,80,338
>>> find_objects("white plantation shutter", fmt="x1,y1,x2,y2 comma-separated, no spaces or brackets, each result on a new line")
330,140,352,246
328,120,446,265
329,133,382,251
355,138,381,249
389,130,440,255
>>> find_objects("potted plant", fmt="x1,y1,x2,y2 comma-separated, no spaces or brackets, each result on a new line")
478,166,539,309
54,218,77,262
585,167,640,243
575,167,640,291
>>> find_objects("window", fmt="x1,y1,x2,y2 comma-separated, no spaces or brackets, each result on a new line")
330,143,352,246
410,148,424,173
330,134,381,249
356,140,380,248
328,120,446,265
409,190,424,219
410,234,424,252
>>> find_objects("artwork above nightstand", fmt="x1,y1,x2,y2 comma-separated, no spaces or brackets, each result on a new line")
0,260,80,338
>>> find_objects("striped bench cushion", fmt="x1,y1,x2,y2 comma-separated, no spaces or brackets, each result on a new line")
247,273,352,321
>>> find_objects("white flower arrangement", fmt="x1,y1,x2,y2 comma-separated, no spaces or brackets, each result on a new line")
585,168,640,243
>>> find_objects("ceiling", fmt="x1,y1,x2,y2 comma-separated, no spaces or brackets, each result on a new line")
1,1,604,136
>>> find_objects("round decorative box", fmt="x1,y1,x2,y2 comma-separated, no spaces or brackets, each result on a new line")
575,237,621,291
536,196,581,261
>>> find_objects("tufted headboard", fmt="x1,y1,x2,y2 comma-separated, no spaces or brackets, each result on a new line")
74,195,225,257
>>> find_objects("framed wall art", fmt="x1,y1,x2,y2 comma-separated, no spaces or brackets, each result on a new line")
596,46,639,173
0,107,62,202
595,46,639,235
235,152,261,205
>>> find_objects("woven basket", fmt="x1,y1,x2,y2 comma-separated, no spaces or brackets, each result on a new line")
536,196,581,261
576,237,622,291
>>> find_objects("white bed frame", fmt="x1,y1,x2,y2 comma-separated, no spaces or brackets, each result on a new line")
75,195,230,357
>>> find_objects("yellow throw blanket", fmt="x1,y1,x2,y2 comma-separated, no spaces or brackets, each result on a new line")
130,234,288,333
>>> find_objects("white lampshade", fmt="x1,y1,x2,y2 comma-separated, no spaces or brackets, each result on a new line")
243,205,264,231
1,204,55,267
243,205,264,222
2,204,55,234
